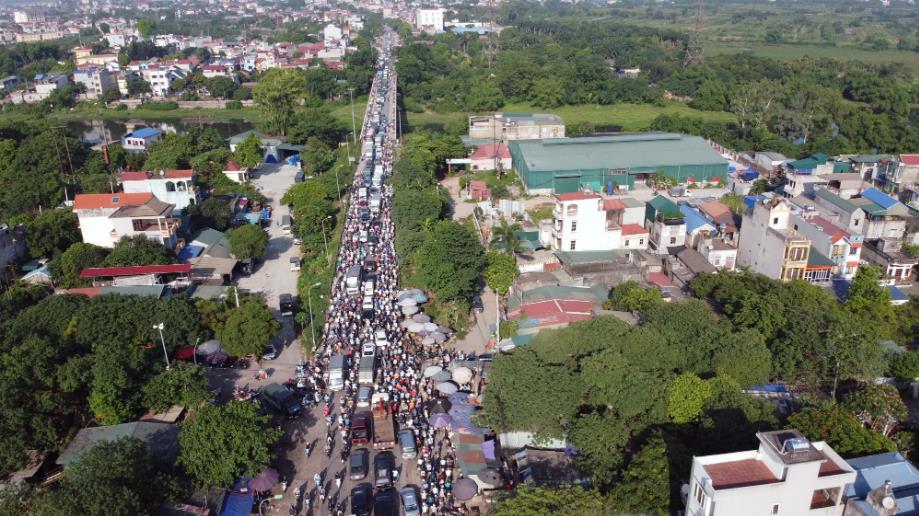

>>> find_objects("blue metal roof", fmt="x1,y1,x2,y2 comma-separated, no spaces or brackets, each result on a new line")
846,452,919,514
861,187,899,210
679,204,714,234
126,127,161,139
219,490,254,516
889,285,910,303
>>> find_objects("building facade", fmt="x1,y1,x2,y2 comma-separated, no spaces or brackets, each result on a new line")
549,193,647,252
468,113,565,142
73,68,114,99
120,170,198,212
73,193,179,249
738,197,814,282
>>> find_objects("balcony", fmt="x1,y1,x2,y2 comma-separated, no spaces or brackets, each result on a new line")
133,217,180,237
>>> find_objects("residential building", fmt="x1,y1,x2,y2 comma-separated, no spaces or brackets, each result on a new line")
415,8,445,33
803,189,868,236
222,161,250,183
852,188,911,241
738,197,815,282
509,133,728,195
468,113,565,142
645,196,686,255
845,452,919,515
120,169,198,212
323,23,343,44
121,127,162,152
73,68,115,99
847,155,891,183
697,199,740,246
73,193,179,249
753,151,788,174
140,67,176,97
549,193,647,252
685,429,855,516
680,203,737,270
469,143,511,172
792,213,863,279
782,153,851,198
874,154,919,204
0,75,20,90
33,73,68,96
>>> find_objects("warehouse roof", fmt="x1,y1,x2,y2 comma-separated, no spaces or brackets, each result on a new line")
509,133,726,172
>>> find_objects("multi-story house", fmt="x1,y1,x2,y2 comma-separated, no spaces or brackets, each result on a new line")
468,113,565,142
120,169,198,213
547,193,647,252
34,73,68,96
73,193,179,249
645,196,687,255
738,196,817,282
685,429,856,516
73,68,114,99
874,154,919,203
791,212,863,279
121,127,162,152
680,203,737,270
415,8,445,33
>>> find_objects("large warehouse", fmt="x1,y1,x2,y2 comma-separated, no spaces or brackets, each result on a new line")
508,133,728,194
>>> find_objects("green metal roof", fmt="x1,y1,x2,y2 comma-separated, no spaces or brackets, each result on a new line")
509,284,608,309
555,250,627,264
850,197,886,216
807,246,835,268
815,189,859,214
647,195,678,211
57,422,179,466
192,228,228,247
849,154,890,164
832,162,852,173
508,133,727,173
788,158,820,170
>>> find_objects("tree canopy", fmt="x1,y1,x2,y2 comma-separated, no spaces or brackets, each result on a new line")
228,224,269,261
216,298,280,357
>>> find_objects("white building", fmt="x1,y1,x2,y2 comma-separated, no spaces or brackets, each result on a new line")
222,161,250,184
645,196,687,256
140,67,179,97
738,196,819,282
792,213,863,279
121,127,162,152
34,73,68,96
120,169,198,212
73,193,179,249
686,429,855,516
415,8,445,33
73,68,115,99
323,24,343,45
549,193,647,252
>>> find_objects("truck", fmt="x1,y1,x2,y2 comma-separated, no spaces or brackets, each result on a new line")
345,264,362,296
261,383,302,419
369,193,381,214
327,354,346,391
358,355,375,385
371,395,396,450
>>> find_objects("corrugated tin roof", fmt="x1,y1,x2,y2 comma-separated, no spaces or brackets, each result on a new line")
860,187,899,210
125,127,161,139
679,204,715,233
509,133,726,172
807,246,835,268
815,189,859,214
57,422,178,466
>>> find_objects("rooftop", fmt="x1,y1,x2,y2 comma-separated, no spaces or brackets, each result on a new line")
900,154,919,166
57,422,178,466
124,127,161,139
704,458,779,490
80,264,192,278
846,452,919,514
73,192,155,210
510,133,726,172
471,143,510,160
680,204,715,233
621,223,648,236
555,192,600,202
814,188,859,214
120,169,194,181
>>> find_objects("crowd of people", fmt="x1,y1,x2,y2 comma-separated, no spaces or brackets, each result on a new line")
289,36,470,516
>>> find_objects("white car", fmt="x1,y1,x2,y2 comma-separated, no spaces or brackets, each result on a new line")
357,385,373,408
374,329,389,347
362,296,373,311
362,342,376,358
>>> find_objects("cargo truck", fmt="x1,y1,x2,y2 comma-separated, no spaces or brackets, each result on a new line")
358,355,375,385
345,264,362,296
371,395,395,450
327,354,346,391
261,383,302,419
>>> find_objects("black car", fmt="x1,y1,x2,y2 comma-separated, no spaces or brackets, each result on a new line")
373,488,398,516
471,295,484,313
350,448,369,480
360,209,371,221
374,451,395,489
351,483,372,516
361,308,374,320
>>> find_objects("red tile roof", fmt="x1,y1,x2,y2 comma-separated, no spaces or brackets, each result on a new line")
818,455,849,477
647,272,673,287
699,200,732,220
80,264,192,278
555,192,599,201
470,143,510,161
620,223,648,236
900,154,919,165
66,287,101,298
120,170,194,181
73,193,153,210
603,199,626,211
225,161,242,171
704,459,780,489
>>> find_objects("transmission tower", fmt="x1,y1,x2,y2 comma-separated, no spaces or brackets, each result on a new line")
683,0,705,67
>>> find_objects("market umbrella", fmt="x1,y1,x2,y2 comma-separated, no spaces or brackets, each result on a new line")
422,336,435,346
427,398,452,413
423,365,443,378
412,313,431,323
197,339,221,355
435,381,459,395
432,370,452,383
454,478,479,501
398,298,417,307
407,322,425,333
401,305,419,316
431,412,452,429
248,467,279,492
409,291,429,303
400,320,413,329
437,325,453,335
452,366,473,384
476,468,502,487
423,322,438,332
432,332,446,343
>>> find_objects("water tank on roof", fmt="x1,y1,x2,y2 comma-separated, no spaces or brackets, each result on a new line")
782,436,811,454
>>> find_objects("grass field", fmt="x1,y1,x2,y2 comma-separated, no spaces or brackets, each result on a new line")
407,102,735,133
705,41,919,72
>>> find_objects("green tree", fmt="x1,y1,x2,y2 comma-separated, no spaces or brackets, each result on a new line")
531,77,565,108
206,76,237,99
102,235,176,267
50,438,178,516
136,19,156,38
216,298,280,357
668,373,712,423
603,280,662,312
846,264,895,335
179,401,281,488
142,362,212,412
413,220,485,303
890,351,919,381
843,384,907,437
127,78,151,96
489,218,524,255
195,197,233,231
232,134,264,168
302,137,336,175
712,330,772,388
491,486,607,516
227,224,269,261
144,133,195,170
609,431,670,515
50,242,108,288
24,208,80,259
484,251,518,296
788,406,896,457
253,68,305,136
287,109,347,147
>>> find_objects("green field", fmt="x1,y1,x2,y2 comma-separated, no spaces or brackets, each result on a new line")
705,41,919,72
407,102,735,133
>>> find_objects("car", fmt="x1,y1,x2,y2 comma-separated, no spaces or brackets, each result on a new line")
374,329,389,347
398,428,417,459
361,308,374,320
359,230,368,243
362,342,376,358
471,295,484,313
351,483,372,516
289,256,300,271
400,487,420,516
357,385,373,407
362,296,374,311
373,489,398,516
261,344,278,360
350,448,370,480
374,451,395,489
279,294,295,317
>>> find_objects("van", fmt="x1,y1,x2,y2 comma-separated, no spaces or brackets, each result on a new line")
398,428,417,459
280,214,292,233
289,256,300,271
328,354,346,391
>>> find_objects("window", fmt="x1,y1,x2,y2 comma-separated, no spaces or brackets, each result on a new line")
693,483,706,506
570,221,577,232
849,247,858,255
569,240,576,250
639,238,644,245
165,181,176,192
624,239,630,247
772,503,780,515
773,217,779,225
669,237,677,245
566,205,578,216
854,219,860,227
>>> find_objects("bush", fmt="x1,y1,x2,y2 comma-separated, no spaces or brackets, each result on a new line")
143,101,179,111
226,100,243,110
115,103,128,111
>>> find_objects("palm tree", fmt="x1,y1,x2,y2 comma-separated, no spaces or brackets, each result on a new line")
490,218,524,255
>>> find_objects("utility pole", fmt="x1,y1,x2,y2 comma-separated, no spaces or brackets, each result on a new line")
348,87,357,144
683,0,705,67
